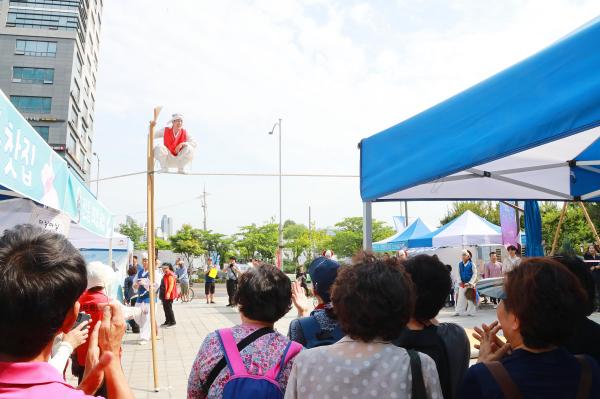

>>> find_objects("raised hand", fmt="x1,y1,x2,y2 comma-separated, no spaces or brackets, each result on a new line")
291,280,310,317
98,302,126,354
78,322,107,395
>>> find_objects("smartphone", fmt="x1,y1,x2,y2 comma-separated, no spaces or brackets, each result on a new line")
72,312,91,330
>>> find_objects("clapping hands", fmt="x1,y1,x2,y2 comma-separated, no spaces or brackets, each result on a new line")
472,321,511,363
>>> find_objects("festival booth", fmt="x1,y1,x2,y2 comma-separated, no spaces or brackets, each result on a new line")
373,217,431,252
408,211,502,248
0,89,129,299
359,17,600,252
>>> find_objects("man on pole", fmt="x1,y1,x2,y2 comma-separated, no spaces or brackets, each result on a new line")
152,113,196,173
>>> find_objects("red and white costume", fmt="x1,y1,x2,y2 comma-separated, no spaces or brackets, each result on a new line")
154,113,196,172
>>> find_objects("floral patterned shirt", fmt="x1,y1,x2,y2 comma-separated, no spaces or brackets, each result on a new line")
187,324,296,399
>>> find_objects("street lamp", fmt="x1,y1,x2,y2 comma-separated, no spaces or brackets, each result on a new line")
268,118,282,268
92,151,100,198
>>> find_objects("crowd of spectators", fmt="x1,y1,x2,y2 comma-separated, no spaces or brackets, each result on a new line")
0,224,599,399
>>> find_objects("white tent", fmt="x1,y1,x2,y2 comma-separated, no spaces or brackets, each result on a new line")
408,210,502,248
0,198,132,300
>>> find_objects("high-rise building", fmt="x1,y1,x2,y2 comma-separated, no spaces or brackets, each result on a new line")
160,214,173,238
0,0,103,183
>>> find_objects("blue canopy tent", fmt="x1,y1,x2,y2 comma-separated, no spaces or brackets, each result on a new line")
359,17,600,249
373,218,431,251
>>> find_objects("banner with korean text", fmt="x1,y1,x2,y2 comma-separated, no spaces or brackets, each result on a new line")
0,89,112,237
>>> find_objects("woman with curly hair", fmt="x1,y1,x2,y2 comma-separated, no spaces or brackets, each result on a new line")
284,254,442,399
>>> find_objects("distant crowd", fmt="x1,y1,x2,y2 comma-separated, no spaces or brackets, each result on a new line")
0,224,599,399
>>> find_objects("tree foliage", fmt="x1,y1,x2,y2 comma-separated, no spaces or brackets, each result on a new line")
234,222,279,262
541,203,597,254
118,219,145,250
196,229,236,264
169,224,205,266
440,201,500,226
330,217,395,258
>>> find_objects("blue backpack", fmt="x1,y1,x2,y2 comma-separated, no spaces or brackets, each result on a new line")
217,328,302,399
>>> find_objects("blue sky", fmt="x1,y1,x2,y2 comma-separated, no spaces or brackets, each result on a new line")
92,0,599,234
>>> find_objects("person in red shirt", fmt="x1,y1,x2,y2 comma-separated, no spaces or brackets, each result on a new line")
74,262,115,397
159,263,178,328
151,113,197,174
0,225,133,399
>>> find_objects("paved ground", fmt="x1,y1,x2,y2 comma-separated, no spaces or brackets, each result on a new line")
74,285,600,398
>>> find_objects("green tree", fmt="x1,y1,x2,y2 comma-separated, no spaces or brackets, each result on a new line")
330,217,395,258
541,203,596,254
440,201,500,226
169,224,205,266
196,229,236,264
155,237,172,250
284,222,307,240
118,219,145,250
234,221,278,262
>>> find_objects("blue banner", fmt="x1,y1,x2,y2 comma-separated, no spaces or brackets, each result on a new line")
0,90,112,237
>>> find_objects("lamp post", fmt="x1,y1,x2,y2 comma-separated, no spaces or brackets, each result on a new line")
92,152,100,198
268,118,282,268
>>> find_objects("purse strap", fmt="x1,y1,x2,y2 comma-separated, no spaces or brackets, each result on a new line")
575,355,592,399
407,350,427,399
484,361,523,399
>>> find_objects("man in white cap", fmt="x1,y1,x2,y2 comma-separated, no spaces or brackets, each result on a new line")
152,113,196,173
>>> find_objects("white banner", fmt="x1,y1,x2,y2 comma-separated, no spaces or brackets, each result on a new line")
29,206,71,236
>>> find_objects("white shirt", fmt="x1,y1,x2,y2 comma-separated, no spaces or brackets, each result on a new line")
502,255,521,273
284,336,443,399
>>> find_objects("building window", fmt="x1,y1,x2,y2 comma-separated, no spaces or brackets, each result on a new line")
33,126,49,141
71,79,80,103
74,53,82,76
68,106,78,129
10,95,51,114
86,158,91,175
66,132,76,154
15,39,56,57
7,10,79,31
12,67,54,84
9,1,79,11
78,148,85,166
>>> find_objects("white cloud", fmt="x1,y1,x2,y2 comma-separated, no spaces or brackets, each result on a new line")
93,0,600,234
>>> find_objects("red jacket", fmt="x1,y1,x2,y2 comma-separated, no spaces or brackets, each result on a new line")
162,270,178,301
75,289,109,366
163,127,188,156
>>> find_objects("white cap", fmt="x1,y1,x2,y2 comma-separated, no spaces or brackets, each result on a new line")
87,261,114,290
142,252,148,260
170,113,183,123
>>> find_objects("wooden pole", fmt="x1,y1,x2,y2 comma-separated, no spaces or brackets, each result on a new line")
578,202,600,245
147,106,161,392
550,202,568,256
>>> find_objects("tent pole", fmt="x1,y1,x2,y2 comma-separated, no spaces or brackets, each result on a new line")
147,107,161,392
363,202,372,251
578,202,600,245
108,228,113,273
550,202,568,256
